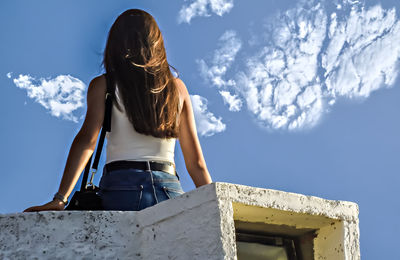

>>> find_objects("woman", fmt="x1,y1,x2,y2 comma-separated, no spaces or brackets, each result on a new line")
23,9,212,212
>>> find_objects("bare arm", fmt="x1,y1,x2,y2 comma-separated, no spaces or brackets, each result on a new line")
23,75,106,212
176,78,212,188
56,75,106,198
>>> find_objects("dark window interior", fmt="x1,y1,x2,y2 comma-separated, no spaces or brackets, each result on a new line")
235,220,316,260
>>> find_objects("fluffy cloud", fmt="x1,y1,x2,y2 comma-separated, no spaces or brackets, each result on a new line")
190,94,226,136
323,5,400,99
199,0,400,130
10,73,86,122
178,0,234,24
219,90,242,112
197,30,242,111
236,1,328,130
198,30,241,88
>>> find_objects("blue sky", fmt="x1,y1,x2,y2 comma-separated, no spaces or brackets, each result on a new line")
1,0,400,258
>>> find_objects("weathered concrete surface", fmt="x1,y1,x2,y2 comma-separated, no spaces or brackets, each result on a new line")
0,184,223,260
0,211,142,259
0,182,360,260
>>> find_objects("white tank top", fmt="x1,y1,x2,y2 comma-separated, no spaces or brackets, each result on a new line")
105,85,176,165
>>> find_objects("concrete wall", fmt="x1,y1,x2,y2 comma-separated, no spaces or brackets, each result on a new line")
0,182,360,259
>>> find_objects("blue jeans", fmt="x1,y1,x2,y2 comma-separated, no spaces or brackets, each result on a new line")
98,165,185,211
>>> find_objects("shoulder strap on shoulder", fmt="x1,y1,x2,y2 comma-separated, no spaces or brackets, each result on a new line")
103,73,114,132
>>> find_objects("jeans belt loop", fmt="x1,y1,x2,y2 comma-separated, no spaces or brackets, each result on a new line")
145,161,151,172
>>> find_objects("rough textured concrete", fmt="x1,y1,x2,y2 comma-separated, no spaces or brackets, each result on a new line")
0,211,142,259
0,182,360,259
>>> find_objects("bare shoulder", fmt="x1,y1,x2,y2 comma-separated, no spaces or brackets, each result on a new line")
87,74,107,96
89,74,106,89
173,77,189,100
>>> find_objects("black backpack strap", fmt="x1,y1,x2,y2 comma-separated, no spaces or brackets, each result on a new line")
80,73,114,191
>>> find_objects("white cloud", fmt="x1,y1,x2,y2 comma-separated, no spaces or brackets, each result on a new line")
235,1,328,130
199,0,400,131
6,72,12,78
219,90,242,111
190,94,226,136
323,4,400,99
178,0,234,24
198,30,241,88
11,74,86,122
197,30,243,111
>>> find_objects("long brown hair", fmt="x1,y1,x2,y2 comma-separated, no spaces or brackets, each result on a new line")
103,9,180,138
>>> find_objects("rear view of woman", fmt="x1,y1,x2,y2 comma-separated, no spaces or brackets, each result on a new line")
23,9,212,212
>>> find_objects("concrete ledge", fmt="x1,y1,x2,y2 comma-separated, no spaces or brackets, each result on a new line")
215,182,359,222
0,182,360,259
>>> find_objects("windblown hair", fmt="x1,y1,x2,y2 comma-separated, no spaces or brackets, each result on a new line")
103,9,180,138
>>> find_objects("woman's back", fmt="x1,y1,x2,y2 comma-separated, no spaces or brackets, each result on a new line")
106,83,176,165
